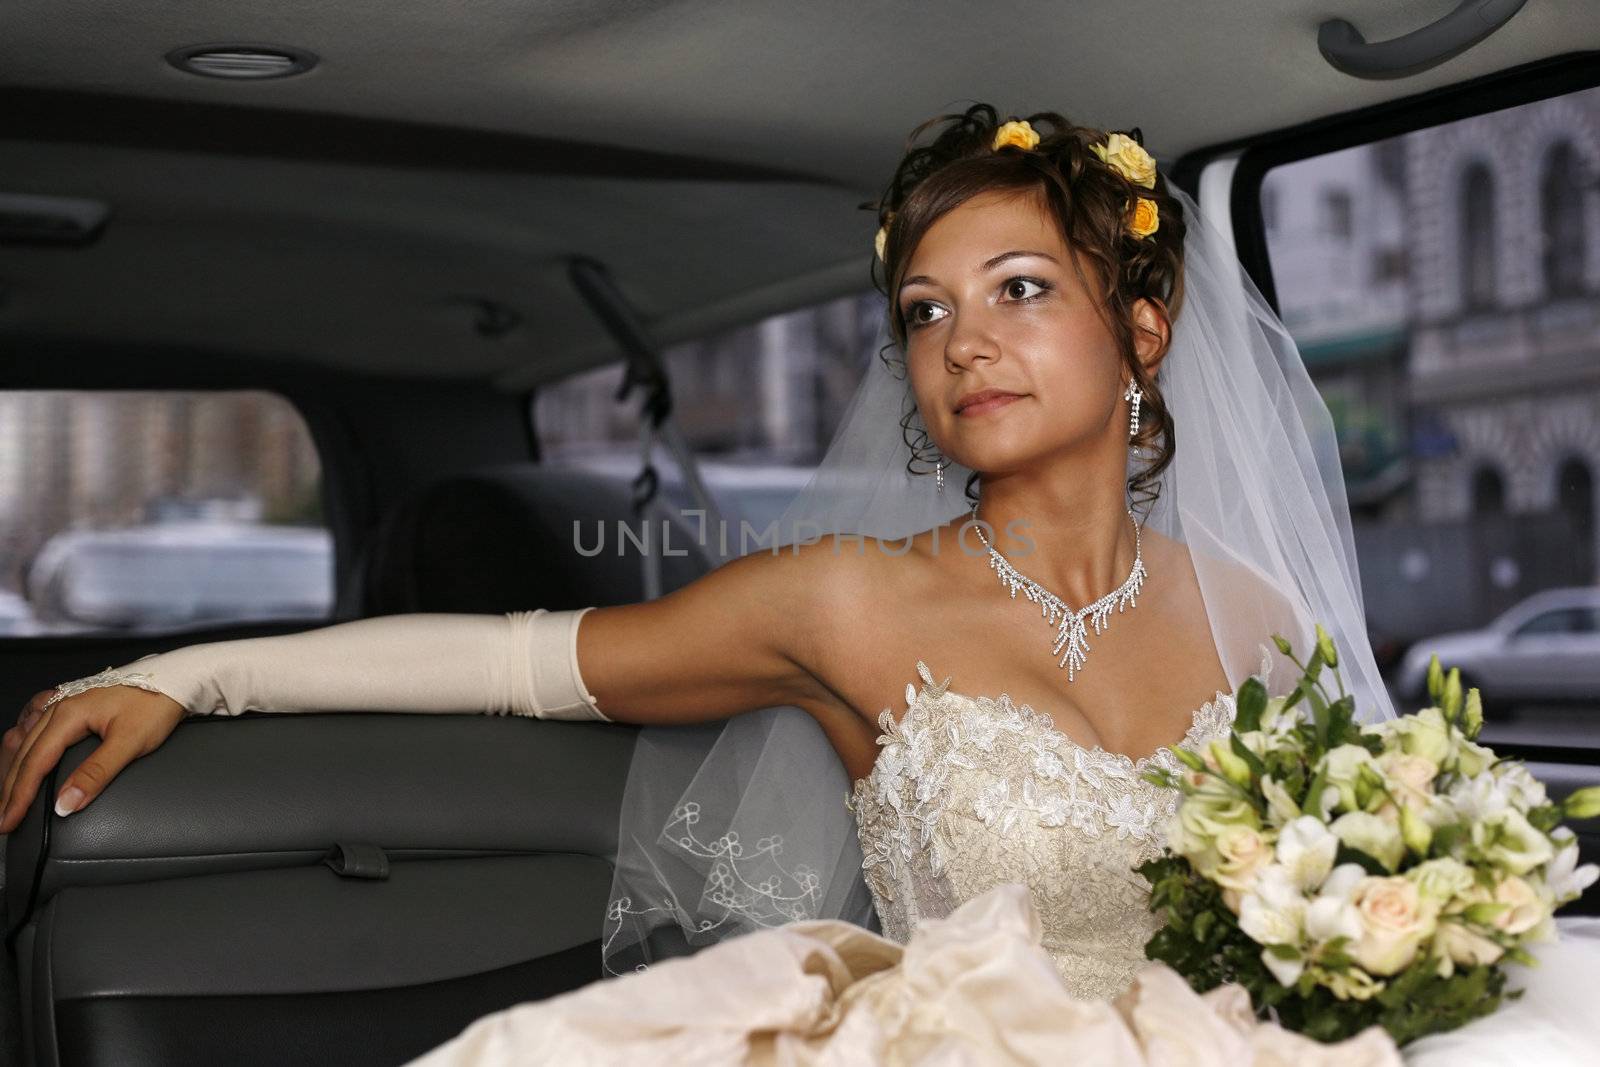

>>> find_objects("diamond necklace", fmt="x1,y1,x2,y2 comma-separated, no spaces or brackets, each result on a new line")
968,502,1147,682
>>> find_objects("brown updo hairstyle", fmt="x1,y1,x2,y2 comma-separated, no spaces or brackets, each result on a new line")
868,103,1187,519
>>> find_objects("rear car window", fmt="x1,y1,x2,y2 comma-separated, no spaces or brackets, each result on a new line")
534,290,887,533
0,389,332,635
1257,83,1600,753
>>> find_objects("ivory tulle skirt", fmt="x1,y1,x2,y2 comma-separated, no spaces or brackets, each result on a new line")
405,884,1600,1066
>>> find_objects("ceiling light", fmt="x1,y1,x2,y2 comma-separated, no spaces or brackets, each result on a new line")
167,44,318,80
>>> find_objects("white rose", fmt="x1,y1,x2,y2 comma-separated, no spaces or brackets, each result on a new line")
1349,875,1437,976
1491,761,1548,810
1392,707,1454,765
1406,857,1475,905
1331,811,1405,871
1376,751,1438,815
1472,809,1555,876
1172,792,1259,876
1275,815,1338,891
1491,874,1547,935
1213,824,1275,892
1449,771,1512,822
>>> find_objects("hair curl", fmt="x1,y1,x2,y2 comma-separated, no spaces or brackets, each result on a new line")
864,103,1187,518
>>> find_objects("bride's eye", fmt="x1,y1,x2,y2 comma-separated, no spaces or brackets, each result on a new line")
903,300,948,329
1001,276,1051,302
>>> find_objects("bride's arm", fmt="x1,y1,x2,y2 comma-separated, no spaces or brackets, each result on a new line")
0,541,835,830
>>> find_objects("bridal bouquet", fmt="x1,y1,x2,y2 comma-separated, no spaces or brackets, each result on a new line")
1138,626,1600,1045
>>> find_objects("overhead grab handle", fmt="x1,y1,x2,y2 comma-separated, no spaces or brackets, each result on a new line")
1317,0,1527,80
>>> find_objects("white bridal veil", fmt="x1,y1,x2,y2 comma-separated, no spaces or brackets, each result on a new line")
599,181,1398,974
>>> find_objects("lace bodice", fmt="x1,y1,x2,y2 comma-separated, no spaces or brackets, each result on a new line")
847,660,1236,1001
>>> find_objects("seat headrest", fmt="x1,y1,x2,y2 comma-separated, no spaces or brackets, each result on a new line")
364,463,712,615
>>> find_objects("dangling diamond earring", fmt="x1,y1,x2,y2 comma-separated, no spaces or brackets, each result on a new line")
1124,379,1143,450
934,453,948,493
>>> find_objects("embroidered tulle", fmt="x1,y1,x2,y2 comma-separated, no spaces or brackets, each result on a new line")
603,658,1239,992
846,660,1237,1001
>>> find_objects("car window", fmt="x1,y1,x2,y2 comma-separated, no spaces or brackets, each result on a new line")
1515,609,1586,637
1257,82,1600,751
0,390,332,636
533,290,887,540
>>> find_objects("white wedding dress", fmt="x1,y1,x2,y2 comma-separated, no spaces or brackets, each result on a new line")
847,659,1236,1002
407,659,1600,1066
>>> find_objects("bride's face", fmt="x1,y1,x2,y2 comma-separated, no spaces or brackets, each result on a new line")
897,187,1163,480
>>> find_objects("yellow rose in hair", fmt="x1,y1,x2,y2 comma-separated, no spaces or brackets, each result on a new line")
1128,196,1160,239
992,120,1040,151
1093,132,1158,188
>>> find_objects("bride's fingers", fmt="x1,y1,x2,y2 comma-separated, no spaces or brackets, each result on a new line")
0,702,55,812
0,705,90,835
0,691,54,784
47,727,148,822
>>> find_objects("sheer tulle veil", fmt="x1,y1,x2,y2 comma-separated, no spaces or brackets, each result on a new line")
599,180,1397,975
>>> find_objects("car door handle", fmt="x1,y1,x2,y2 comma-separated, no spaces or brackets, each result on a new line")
1318,0,1528,80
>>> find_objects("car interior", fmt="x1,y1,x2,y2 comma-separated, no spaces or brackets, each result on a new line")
2,2,1599,1064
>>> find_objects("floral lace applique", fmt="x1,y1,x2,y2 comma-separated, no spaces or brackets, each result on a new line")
848,659,1237,999
43,666,169,709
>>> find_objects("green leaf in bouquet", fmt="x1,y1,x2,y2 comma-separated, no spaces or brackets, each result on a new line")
1303,766,1330,821
1310,689,1333,750
1504,945,1536,967
1193,910,1217,944
1304,644,1326,684
1527,803,1564,834
1170,746,1208,774
1429,822,1465,858
1326,695,1359,747
1264,942,1301,961
1235,675,1268,733
1229,733,1266,781
1319,938,1354,970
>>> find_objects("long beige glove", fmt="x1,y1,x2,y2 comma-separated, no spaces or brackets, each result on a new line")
42,608,610,722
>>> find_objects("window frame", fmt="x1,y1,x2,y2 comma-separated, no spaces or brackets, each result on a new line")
0,375,354,644
1168,51,1600,766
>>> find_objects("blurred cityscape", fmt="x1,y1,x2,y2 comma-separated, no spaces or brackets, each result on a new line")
0,391,327,633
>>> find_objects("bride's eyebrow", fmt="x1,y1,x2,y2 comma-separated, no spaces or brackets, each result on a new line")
898,249,1061,295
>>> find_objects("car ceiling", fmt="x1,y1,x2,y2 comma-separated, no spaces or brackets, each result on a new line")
1,0,1595,390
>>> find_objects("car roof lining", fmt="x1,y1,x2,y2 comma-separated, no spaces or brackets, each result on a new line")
1,1,1596,388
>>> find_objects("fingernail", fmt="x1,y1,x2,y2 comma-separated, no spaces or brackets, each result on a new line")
55,786,85,817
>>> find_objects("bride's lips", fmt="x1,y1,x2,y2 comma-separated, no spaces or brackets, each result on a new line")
954,388,1025,416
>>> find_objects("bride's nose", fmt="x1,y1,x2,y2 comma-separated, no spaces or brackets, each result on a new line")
943,309,1001,371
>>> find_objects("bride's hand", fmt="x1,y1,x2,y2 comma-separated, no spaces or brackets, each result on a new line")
0,685,187,835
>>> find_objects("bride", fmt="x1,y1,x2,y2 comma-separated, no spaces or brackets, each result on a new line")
3,104,1597,1064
